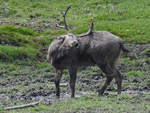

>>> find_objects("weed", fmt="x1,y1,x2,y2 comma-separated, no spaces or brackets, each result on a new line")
126,70,144,77
0,45,43,63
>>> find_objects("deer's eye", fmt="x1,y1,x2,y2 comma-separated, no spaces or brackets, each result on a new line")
57,36,65,41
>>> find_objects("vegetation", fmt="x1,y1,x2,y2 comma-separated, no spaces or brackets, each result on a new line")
0,0,150,113
0,0,150,64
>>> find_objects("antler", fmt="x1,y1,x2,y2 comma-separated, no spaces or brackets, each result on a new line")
63,5,71,31
77,19,94,37
56,5,71,33
56,5,94,36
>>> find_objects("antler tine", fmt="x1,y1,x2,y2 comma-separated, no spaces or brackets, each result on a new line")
56,18,65,28
77,19,94,37
87,19,94,34
63,5,71,32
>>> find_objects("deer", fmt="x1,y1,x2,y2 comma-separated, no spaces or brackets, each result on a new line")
47,5,129,98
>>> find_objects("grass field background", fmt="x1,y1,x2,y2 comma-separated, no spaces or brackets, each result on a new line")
0,0,150,113
0,0,150,63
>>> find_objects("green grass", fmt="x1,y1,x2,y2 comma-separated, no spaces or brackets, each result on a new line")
0,45,43,63
0,25,37,47
125,70,145,82
126,70,144,77
0,0,150,64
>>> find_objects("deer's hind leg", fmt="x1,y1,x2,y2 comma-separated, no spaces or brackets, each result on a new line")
114,69,123,94
97,63,114,95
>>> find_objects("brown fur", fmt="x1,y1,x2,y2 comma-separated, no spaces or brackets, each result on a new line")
47,31,129,98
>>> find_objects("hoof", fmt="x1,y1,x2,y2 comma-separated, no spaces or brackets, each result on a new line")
71,95,75,98
56,94,60,99
98,91,104,96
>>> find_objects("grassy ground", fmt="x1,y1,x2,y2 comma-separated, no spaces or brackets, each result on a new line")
0,57,150,113
0,0,150,113
2,93,150,113
0,45,150,113
1,0,150,63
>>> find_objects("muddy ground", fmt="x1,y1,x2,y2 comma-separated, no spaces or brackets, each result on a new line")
0,44,150,108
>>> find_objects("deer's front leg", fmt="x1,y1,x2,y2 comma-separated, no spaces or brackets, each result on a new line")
55,69,63,98
69,66,77,98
